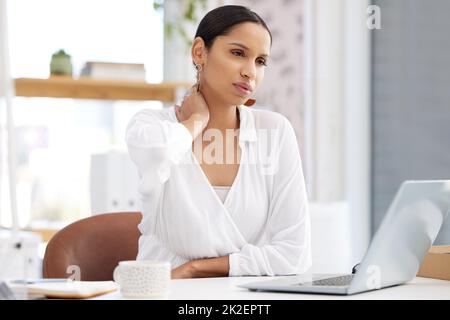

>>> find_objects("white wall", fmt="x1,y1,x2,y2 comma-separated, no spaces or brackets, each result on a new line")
309,202,353,274
306,0,371,265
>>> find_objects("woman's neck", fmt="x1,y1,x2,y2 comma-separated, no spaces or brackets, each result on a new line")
200,83,240,133
205,105,240,133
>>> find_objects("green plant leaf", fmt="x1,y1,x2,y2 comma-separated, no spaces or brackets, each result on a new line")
185,0,195,21
160,0,205,52
153,0,163,11
165,23,174,39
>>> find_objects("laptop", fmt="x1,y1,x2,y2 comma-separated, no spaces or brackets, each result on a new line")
239,180,450,295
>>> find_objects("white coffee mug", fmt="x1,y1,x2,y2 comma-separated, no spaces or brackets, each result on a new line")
113,260,171,298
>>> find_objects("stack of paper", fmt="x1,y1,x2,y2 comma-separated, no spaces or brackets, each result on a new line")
26,281,118,299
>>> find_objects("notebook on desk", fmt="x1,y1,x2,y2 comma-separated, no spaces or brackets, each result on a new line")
26,281,118,299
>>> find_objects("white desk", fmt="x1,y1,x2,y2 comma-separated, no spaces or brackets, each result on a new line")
96,276,450,300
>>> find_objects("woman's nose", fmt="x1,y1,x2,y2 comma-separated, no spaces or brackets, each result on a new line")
241,63,256,80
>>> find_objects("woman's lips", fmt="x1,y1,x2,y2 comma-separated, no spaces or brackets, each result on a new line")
233,83,252,96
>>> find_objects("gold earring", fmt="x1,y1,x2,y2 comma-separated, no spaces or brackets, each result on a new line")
195,64,203,92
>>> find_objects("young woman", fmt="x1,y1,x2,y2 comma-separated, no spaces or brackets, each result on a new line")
126,5,311,279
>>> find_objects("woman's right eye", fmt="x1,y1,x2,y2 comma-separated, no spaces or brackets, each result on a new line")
231,50,244,57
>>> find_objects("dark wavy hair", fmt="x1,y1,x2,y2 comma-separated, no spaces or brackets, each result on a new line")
194,5,272,50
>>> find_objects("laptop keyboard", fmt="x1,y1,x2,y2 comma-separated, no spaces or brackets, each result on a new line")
298,275,354,287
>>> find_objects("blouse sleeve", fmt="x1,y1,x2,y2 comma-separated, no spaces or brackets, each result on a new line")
126,109,193,194
229,117,312,276
126,109,192,268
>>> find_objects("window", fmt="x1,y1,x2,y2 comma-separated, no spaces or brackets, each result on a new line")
1,0,164,228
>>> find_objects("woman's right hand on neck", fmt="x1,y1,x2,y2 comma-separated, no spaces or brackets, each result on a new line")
176,85,210,140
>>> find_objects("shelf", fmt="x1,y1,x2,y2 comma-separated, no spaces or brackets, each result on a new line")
14,77,192,102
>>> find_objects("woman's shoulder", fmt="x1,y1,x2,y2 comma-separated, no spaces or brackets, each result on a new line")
247,106,292,130
130,106,177,123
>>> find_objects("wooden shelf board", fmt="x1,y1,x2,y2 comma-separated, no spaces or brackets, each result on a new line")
14,77,192,102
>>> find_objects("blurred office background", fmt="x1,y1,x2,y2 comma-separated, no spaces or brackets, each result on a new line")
1,0,449,274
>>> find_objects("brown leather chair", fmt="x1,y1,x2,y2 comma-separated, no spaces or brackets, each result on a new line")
43,212,142,281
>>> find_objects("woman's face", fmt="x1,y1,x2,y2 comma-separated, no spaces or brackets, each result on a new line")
198,22,271,106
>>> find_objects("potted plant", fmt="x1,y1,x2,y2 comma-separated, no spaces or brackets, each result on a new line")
50,49,73,77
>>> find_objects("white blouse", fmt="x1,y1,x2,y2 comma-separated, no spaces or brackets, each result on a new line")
126,104,312,276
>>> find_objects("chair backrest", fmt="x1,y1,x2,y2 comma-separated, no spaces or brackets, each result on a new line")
43,212,141,281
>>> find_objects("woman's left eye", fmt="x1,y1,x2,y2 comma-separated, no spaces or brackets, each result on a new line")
257,59,267,66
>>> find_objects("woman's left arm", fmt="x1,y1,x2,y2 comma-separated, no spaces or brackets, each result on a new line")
172,256,229,279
